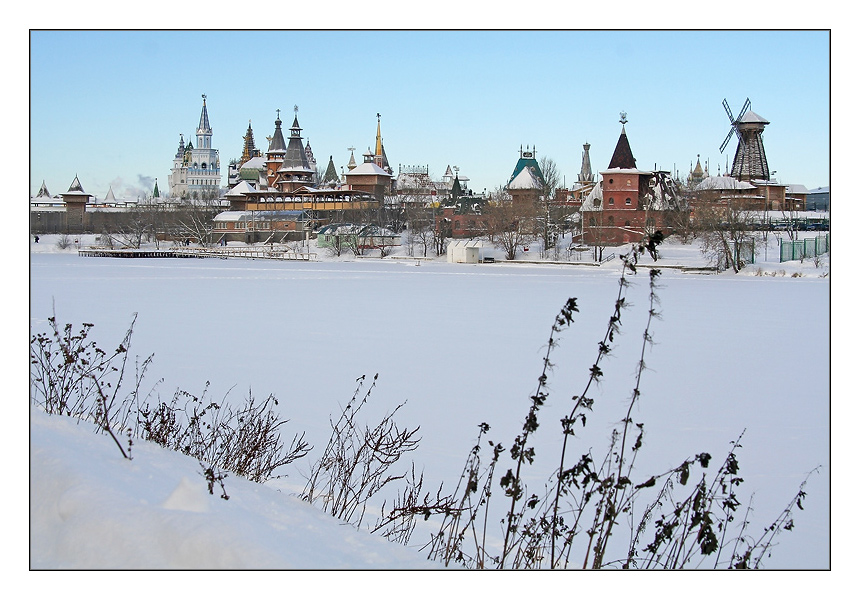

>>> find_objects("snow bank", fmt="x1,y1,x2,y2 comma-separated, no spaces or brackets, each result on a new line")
30,408,441,569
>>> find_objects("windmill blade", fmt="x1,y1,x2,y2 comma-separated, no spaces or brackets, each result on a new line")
720,129,735,153
738,98,751,120
722,98,735,124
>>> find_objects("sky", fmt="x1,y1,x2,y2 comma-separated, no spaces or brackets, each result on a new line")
28,28,831,201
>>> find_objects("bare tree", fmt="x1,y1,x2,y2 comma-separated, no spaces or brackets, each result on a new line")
174,200,219,246
695,201,758,272
405,203,434,258
486,187,535,261
115,203,157,248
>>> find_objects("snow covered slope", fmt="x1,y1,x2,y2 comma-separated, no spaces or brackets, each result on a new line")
30,408,440,569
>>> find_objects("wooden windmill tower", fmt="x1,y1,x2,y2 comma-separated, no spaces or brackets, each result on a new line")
719,98,771,182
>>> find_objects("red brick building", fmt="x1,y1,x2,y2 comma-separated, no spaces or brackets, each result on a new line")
579,118,686,246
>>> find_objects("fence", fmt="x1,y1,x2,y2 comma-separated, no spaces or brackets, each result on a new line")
779,234,829,262
719,240,755,271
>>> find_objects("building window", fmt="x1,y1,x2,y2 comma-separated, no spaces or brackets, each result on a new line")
608,197,615,205
609,178,614,184
625,198,632,205
608,216,614,226
593,199,600,208
625,220,630,227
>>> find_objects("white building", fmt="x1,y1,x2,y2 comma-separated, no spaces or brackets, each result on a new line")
169,95,221,200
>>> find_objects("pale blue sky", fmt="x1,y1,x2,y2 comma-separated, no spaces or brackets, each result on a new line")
30,30,830,200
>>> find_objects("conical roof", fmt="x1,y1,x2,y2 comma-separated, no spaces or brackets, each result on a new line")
507,146,545,188
579,142,594,183
607,126,636,169
197,95,211,133
67,175,85,193
279,114,312,173
737,110,769,125
267,113,287,153
62,175,91,198
374,115,390,171
322,156,339,185
36,180,51,198
105,186,116,202
242,121,260,162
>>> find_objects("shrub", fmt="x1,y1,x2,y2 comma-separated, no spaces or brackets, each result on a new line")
30,314,310,487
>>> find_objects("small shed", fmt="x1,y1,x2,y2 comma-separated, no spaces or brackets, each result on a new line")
447,240,482,263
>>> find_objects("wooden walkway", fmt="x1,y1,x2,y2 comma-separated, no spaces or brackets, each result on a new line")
78,246,317,261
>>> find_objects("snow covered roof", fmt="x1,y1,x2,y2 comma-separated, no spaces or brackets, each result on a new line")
448,239,485,248
213,210,307,222
268,117,287,153
62,175,92,197
579,181,603,211
36,180,52,198
317,223,398,237
786,184,809,195
695,176,756,191
240,156,266,170
226,181,257,196
508,166,543,190
347,162,393,177
750,179,787,188
737,110,769,125
600,168,652,176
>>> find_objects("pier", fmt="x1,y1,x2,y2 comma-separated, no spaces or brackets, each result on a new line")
78,246,317,261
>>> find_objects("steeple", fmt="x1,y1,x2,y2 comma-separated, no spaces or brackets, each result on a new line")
197,94,211,134
374,113,390,172
578,142,594,184
273,105,313,192
375,113,383,157
36,180,51,198
196,94,213,150
267,109,287,154
68,174,85,193
607,113,637,169
690,154,705,186
241,120,260,163
153,179,160,199
281,106,311,172
347,147,357,171
322,155,339,186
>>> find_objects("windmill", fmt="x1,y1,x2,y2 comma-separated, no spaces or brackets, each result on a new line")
719,98,771,182
719,98,750,154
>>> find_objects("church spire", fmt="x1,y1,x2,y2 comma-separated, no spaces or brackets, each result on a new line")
267,110,286,153
196,94,213,151
198,94,211,133
241,120,260,163
607,113,636,169
373,113,390,172
375,113,383,157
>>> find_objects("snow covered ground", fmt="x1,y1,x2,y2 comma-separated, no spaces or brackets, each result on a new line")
27,231,832,574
